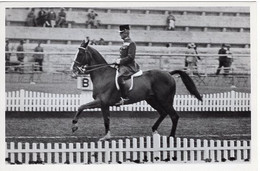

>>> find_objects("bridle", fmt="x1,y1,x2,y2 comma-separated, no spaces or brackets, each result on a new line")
72,46,116,77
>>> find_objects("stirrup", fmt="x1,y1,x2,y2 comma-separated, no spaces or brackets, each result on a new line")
115,97,129,106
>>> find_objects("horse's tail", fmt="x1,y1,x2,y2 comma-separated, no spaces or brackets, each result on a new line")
169,70,203,101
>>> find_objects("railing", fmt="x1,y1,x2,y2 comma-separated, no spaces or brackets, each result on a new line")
5,51,250,73
5,133,251,164
5,89,251,112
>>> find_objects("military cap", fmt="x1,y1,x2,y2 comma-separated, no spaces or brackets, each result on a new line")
119,25,130,33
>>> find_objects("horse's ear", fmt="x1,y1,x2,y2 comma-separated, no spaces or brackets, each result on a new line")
84,37,90,48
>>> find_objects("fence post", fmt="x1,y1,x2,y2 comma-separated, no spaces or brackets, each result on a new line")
231,90,235,111
20,89,25,111
153,133,160,162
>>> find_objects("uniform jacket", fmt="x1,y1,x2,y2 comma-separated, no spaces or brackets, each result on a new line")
118,37,140,76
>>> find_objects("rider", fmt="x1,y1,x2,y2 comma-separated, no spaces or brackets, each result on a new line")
115,25,140,105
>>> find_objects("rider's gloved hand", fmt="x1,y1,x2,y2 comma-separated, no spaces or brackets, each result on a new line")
115,58,121,65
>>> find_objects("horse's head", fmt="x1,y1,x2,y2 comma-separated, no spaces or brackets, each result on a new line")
71,37,91,78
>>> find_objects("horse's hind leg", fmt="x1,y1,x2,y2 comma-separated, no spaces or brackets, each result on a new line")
163,105,179,137
146,98,168,134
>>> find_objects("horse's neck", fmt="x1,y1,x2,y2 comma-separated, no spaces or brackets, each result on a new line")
88,48,116,86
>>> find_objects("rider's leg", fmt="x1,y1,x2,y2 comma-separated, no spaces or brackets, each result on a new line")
115,76,129,105
118,76,129,100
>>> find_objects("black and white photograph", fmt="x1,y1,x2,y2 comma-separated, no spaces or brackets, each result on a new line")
1,1,258,171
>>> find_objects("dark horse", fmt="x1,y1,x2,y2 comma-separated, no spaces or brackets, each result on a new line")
71,39,202,140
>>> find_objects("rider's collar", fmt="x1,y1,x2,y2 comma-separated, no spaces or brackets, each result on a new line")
123,37,130,41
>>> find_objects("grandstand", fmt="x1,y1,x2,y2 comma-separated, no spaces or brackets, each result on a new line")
5,7,250,74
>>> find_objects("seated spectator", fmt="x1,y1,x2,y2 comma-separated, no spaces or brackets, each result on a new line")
47,8,57,27
86,9,100,28
5,39,11,72
166,11,176,30
33,41,44,71
25,8,36,27
98,38,106,45
56,8,67,27
36,8,47,27
90,39,98,45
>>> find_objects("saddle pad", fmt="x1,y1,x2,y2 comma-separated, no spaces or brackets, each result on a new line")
115,70,143,91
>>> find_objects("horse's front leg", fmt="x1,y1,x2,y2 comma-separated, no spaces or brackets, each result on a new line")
72,99,101,133
99,105,111,141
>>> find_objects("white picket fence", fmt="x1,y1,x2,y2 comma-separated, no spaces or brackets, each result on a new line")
6,133,250,164
5,89,251,112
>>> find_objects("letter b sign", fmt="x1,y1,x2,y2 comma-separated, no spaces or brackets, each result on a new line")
82,78,89,88
77,75,93,90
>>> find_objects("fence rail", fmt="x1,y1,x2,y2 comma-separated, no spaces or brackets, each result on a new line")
5,133,250,164
5,89,250,112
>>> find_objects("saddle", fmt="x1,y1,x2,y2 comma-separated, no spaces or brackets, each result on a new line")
115,70,143,91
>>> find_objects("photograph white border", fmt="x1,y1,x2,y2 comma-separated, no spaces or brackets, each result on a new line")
0,1,258,171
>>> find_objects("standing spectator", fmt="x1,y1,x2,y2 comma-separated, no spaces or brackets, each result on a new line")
17,40,25,62
184,43,199,75
25,8,36,27
33,41,44,71
167,11,176,30
16,40,25,72
86,9,100,28
225,44,233,74
56,8,66,27
5,39,11,72
36,8,47,27
47,8,56,27
216,44,230,75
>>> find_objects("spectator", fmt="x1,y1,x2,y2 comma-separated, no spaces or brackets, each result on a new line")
216,44,232,75
15,40,25,72
36,8,47,27
184,43,199,75
17,40,25,62
33,41,44,71
5,39,11,72
25,8,37,27
86,9,100,28
47,8,56,27
225,44,233,74
98,38,106,45
56,8,66,27
166,11,176,30
90,39,98,45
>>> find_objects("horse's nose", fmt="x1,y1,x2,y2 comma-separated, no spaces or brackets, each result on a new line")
71,72,77,79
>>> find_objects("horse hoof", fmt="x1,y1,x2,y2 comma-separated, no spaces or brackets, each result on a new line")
72,126,78,133
99,136,111,141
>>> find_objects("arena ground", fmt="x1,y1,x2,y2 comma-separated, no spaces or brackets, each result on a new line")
6,111,250,143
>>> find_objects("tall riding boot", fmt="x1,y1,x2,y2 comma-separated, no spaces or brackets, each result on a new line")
115,78,130,106
119,82,129,100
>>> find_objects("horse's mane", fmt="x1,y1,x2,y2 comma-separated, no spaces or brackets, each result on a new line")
88,46,108,64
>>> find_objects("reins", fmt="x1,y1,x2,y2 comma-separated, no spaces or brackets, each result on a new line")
75,62,116,74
